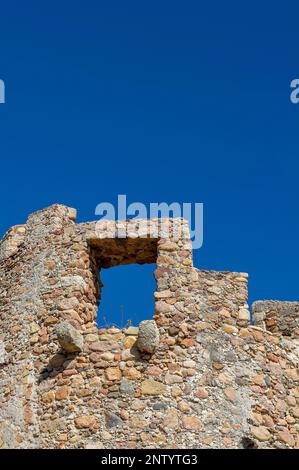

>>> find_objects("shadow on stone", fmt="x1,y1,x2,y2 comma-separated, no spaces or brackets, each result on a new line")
38,350,75,382
240,437,258,449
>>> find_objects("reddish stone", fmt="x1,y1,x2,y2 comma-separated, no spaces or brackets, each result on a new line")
55,386,70,400
50,354,65,368
147,366,162,376
195,387,208,399
62,369,77,377
180,338,195,348
89,352,103,363
89,341,120,352
267,352,279,363
182,416,202,430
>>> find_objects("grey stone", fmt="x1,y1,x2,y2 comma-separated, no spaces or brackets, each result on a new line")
0,340,6,365
136,320,159,354
208,345,221,363
55,321,83,353
119,379,136,396
265,375,272,387
225,351,237,362
105,412,123,428
107,392,120,398
153,402,168,410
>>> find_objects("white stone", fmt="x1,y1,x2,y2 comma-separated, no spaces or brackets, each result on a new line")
137,320,159,354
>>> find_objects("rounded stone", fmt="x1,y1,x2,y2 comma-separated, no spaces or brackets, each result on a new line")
238,309,251,321
136,320,159,354
55,321,83,353
251,426,271,442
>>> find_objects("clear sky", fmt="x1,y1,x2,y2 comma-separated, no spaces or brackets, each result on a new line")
0,1,298,326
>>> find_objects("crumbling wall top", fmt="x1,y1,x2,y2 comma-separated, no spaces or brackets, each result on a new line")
252,300,299,339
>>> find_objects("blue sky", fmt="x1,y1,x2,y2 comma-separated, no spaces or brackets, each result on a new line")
0,1,298,326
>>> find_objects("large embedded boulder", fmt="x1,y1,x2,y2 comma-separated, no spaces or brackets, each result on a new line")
55,321,83,353
136,320,159,354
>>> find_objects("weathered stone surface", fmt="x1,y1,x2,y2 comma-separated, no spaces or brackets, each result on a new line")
165,373,183,384
0,204,298,450
89,341,119,352
123,367,141,380
159,241,178,251
40,418,66,433
182,416,202,430
124,327,139,336
137,320,159,353
120,379,136,396
195,387,208,399
105,367,122,381
251,426,271,442
153,401,168,411
41,391,55,403
123,336,137,349
252,374,265,387
75,415,98,430
50,354,65,369
55,386,69,401
223,324,238,335
140,379,166,395
105,412,123,428
55,321,83,353
238,309,250,321
44,316,58,326
276,430,295,446
224,387,237,402
0,341,6,365
85,334,98,342
163,409,179,430
100,352,115,361
85,441,104,449
252,300,299,338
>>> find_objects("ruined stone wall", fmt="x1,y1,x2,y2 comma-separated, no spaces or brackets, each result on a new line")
252,301,299,339
0,205,298,449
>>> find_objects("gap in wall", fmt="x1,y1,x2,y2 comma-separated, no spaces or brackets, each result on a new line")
96,264,156,329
